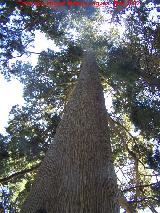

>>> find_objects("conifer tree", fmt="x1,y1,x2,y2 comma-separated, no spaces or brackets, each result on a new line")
20,50,119,213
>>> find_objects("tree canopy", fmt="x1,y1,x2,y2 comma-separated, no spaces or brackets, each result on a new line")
0,0,160,212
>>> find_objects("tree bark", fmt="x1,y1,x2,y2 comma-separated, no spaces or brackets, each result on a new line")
20,50,120,213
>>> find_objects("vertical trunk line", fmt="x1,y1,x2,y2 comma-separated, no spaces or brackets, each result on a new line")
21,50,120,213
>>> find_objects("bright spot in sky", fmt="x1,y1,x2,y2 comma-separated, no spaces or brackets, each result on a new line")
9,30,60,67
104,92,113,113
0,75,24,133
0,30,59,134
28,31,60,66
0,27,114,134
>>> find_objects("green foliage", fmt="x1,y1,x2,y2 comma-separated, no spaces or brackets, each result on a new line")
0,0,160,212
0,0,97,78
0,44,83,210
148,146,160,174
5,105,61,161
147,147,160,205
131,101,160,140
107,47,140,83
0,0,66,77
105,1,160,141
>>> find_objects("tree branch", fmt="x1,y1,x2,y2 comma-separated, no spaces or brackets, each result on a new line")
108,116,137,143
0,163,40,184
118,193,136,213
128,196,159,203
122,182,158,193
108,116,146,168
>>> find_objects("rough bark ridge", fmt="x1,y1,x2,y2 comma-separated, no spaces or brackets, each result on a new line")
21,50,120,213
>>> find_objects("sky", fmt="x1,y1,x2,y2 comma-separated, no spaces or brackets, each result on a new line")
0,75,24,133
0,5,126,134
0,19,117,134
0,31,59,134
0,2,158,134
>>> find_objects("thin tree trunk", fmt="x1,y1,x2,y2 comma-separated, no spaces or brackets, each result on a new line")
21,50,120,213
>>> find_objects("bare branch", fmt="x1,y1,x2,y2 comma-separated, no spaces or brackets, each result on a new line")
118,194,136,213
122,182,158,193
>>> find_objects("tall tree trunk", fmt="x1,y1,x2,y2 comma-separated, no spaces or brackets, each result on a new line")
21,50,120,213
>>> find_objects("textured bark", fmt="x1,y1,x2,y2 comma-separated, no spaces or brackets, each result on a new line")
21,50,120,213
